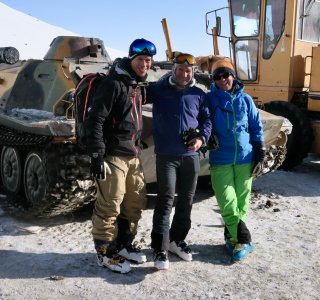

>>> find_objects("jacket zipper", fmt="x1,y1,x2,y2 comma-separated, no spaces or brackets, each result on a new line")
231,94,238,164
131,86,140,158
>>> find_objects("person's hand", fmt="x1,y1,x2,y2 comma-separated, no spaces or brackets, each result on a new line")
90,154,111,180
187,137,203,152
252,141,266,177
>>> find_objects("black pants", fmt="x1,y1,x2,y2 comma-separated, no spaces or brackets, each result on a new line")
151,155,200,252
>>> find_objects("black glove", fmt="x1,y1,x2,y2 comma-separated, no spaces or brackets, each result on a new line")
90,153,111,180
207,132,219,151
252,141,266,177
181,128,200,146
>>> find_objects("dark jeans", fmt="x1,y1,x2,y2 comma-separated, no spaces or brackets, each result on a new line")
151,154,200,252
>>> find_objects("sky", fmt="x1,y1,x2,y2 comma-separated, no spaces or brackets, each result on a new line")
0,0,230,61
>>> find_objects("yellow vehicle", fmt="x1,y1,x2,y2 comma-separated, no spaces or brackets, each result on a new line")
205,0,320,169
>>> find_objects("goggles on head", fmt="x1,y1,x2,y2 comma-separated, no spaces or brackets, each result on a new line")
129,39,157,58
173,53,196,65
213,72,233,81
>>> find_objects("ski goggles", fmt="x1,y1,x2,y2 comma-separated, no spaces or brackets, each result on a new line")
130,40,157,57
213,72,233,81
173,53,196,65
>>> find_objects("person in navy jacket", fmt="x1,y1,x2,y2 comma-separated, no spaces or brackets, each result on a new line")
206,58,266,262
147,53,212,270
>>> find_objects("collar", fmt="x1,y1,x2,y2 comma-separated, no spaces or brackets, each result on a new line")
168,75,196,90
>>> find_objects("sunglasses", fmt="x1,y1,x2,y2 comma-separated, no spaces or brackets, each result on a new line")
131,41,157,56
213,72,233,81
174,54,196,65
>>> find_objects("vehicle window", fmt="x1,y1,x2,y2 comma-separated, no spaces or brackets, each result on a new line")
232,0,261,37
298,0,320,43
262,0,286,59
235,39,259,81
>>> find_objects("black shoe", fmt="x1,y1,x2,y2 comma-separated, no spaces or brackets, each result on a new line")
153,251,169,270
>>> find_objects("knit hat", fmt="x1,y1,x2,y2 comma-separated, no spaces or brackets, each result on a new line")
211,58,235,78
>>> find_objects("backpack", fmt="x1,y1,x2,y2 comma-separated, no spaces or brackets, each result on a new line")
73,72,108,149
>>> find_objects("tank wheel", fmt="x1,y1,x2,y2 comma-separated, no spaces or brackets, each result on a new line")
23,152,47,206
1,146,22,194
263,101,314,170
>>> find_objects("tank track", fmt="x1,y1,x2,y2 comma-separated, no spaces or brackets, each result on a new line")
0,125,96,217
260,144,287,176
0,125,52,146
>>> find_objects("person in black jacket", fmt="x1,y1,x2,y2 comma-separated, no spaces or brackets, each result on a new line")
85,38,156,274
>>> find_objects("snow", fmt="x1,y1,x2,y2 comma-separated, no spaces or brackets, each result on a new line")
0,155,319,299
10,108,54,120
0,2,126,60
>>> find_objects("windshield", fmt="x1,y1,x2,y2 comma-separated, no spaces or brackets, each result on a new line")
230,0,286,80
231,0,260,81
232,0,260,37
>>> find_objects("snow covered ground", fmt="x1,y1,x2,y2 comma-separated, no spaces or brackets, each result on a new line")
0,154,319,300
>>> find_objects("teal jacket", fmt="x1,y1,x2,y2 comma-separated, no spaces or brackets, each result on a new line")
206,80,264,165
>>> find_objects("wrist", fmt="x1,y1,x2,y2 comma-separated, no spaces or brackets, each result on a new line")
90,153,104,163
252,140,265,148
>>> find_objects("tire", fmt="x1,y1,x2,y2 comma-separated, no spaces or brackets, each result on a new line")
20,147,96,217
1,146,22,194
23,152,47,206
263,101,314,170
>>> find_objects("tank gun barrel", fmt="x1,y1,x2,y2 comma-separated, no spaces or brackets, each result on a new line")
0,47,20,64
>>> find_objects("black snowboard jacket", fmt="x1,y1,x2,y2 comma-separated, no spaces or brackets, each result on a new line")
85,58,147,157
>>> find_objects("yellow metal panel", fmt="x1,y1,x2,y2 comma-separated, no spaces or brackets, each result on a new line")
308,97,320,111
244,85,291,104
292,41,313,88
310,47,320,92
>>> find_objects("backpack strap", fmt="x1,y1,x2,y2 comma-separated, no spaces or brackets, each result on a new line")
83,76,100,122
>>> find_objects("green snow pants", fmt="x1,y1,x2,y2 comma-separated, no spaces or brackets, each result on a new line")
210,163,253,243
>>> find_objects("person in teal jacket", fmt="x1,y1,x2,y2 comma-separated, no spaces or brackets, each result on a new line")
206,58,266,261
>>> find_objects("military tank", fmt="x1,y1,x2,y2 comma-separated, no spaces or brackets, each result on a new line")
0,35,291,217
0,36,112,217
